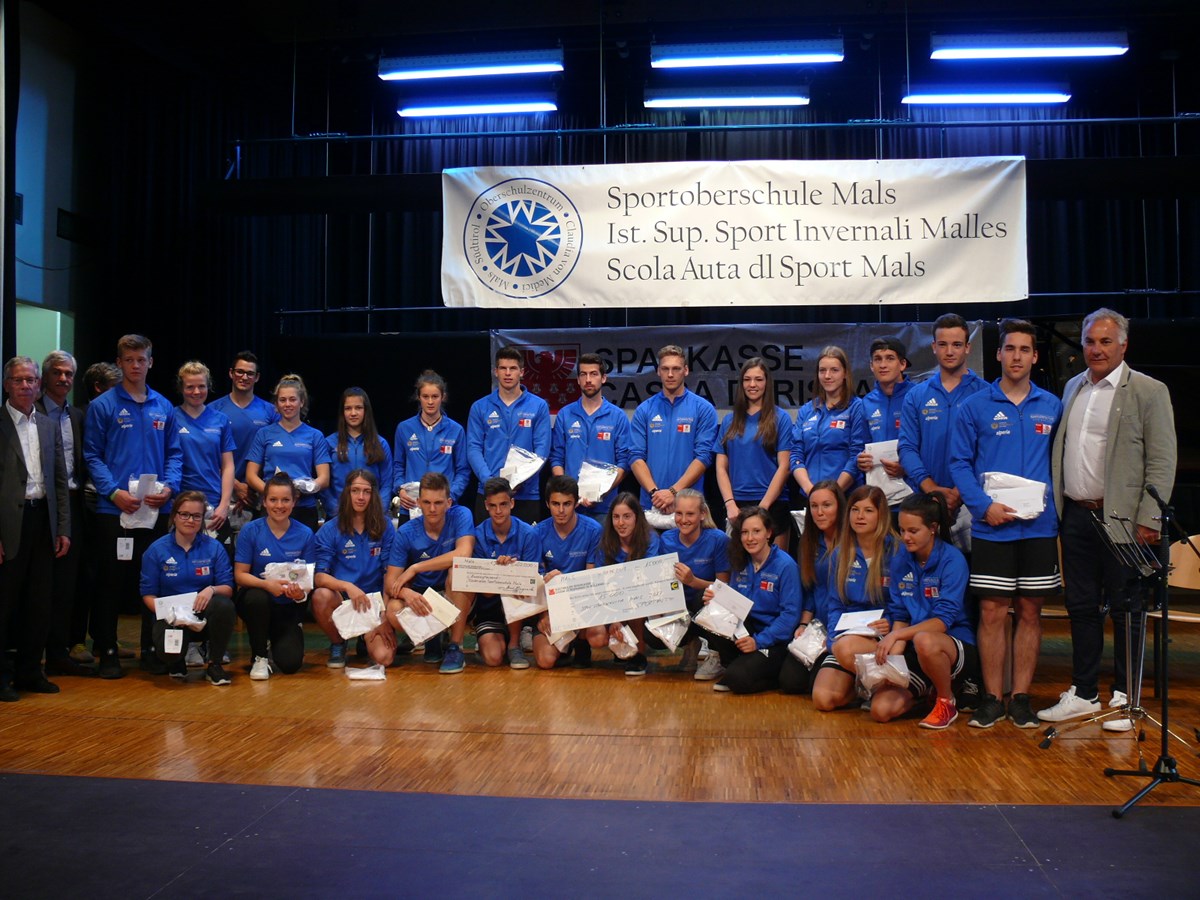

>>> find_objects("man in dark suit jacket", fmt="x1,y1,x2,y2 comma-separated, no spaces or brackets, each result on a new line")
0,356,71,700
37,350,94,676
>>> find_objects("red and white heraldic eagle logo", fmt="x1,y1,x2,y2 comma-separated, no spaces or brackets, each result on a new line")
520,346,580,414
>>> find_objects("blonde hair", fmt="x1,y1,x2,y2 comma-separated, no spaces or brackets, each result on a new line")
273,374,309,418
834,486,896,605
177,360,212,392
674,488,716,529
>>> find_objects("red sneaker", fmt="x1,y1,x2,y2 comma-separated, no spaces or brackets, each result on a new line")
920,697,959,730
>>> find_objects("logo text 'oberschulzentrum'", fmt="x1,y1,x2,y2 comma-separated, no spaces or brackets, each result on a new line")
463,178,582,299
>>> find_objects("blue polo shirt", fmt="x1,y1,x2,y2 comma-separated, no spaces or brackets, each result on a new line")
549,397,632,515
246,421,333,509
234,517,317,600
140,532,233,598
84,384,183,516
534,514,602,576
589,529,663,567
473,516,541,564
629,388,719,508
716,407,795,499
790,398,869,495
392,415,470,500
660,527,730,612
322,432,393,514
209,394,279,482
389,504,475,589
886,540,974,645
730,544,802,648
314,516,395,595
173,405,236,509
466,388,551,501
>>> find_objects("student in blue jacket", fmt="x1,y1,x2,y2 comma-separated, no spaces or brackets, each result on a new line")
140,491,235,685
702,506,805,694
245,374,331,533
949,319,1063,730
791,346,868,500
660,489,730,678
779,480,846,695
590,492,663,676
311,469,396,669
233,473,317,680
811,486,895,712
715,357,794,550
871,491,977,730
393,370,470,509
172,361,235,542
323,387,392,517
466,347,551,524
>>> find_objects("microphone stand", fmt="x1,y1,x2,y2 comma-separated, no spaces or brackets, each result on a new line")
1104,486,1200,818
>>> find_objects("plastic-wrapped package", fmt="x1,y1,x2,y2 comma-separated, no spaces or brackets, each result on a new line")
854,652,911,697
332,592,385,639
578,459,620,503
694,602,742,639
644,507,676,531
608,624,639,659
263,559,315,594
646,611,690,653
499,446,545,490
787,619,828,668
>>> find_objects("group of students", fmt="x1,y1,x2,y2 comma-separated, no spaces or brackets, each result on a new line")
13,312,1120,733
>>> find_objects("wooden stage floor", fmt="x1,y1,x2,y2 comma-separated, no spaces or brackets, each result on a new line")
3,617,1199,807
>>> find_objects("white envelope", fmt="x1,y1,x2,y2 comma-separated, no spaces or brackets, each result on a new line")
154,591,198,622
709,581,754,621
864,440,913,505
832,608,886,637
502,576,547,622
395,587,461,645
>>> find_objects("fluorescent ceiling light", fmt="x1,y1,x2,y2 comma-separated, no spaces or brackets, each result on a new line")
398,98,557,117
930,31,1128,60
651,39,843,69
645,86,809,109
379,49,564,81
902,83,1071,105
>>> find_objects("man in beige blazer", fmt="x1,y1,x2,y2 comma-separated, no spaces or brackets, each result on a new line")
1040,309,1177,729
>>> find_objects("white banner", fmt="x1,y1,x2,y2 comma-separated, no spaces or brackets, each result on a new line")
442,158,1026,309
546,553,687,632
491,321,984,415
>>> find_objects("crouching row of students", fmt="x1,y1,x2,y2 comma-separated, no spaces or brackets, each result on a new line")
139,467,973,728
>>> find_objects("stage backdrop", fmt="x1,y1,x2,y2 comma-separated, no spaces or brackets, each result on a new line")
444,158,1026,310
490,321,984,416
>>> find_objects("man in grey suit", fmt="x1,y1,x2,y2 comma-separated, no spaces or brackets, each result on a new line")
1039,309,1177,729
0,357,71,700
37,350,94,676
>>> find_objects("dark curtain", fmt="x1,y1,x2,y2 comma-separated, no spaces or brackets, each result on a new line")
1,0,16,362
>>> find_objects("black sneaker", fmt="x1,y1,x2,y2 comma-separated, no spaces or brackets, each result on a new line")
140,650,168,676
968,694,1006,729
572,640,592,669
168,657,187,679
1007,693,1039,729
955,675,982,713
206,663,232,686
98,650,124,680
624,652,648,677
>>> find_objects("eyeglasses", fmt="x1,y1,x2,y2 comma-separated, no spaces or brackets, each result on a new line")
176,512,205,522
232,369,258,379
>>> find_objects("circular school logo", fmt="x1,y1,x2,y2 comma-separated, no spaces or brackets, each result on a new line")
462,178,582,299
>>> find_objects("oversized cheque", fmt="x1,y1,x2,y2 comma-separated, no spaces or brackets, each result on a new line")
546,553,687,632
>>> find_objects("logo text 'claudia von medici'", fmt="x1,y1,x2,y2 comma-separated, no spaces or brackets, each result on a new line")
463,178,582,299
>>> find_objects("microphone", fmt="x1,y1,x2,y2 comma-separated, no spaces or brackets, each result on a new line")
1146,484,1164,504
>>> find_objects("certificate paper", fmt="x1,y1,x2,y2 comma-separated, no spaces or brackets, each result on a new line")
546,553,687,632
864,440,913,505
451,557,539,596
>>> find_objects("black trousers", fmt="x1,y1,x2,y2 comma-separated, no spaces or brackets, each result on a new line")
0,502,54,680
704,632,789,694
46,489,86,661
234,588,306,673
92,513,167,656
154,595,236,665
1061,500,1144,698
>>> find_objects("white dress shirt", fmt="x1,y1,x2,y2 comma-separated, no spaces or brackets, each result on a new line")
6,401,46,499
1062,361,1125,502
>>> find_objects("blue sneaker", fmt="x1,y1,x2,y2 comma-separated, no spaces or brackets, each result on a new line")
439,643,465,674
327,642,347,669
422,634,443,664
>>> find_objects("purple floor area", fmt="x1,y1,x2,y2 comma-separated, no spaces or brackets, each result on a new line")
1,772,1196,898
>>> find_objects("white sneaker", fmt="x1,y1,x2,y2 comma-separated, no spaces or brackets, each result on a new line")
694,653,725,681
712,682,731,692
185,644,206,668
697,638,712,659
1103,691,1134,732
1036,686,1100,722
250,656,272,681
519,625,534,653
